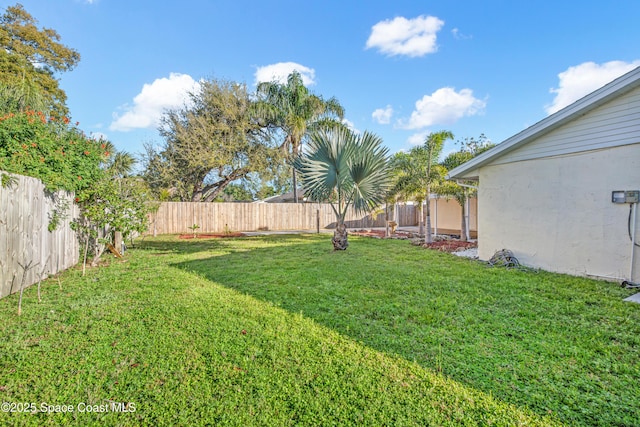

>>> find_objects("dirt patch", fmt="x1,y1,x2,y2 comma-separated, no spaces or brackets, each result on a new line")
350,229,414,239
421,240,477,253
179,233,245,239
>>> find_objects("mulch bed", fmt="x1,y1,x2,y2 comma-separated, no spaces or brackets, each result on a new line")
421,240,477,253
179,233,245,239
350,229,476,253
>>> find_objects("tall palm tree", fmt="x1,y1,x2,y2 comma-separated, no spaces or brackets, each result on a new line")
295,127,390,250
256,71,344,202
99,139,136,177
421,131,454,244
389,149,447,236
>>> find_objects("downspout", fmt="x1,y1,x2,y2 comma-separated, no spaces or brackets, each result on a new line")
465,196,470,241
630,202,638,283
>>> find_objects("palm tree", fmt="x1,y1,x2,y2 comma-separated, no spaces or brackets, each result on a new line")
256,71,345,202
295,127,390,250
389,149,447,237
97,139,136,178
419,131,454,243
0,82,48,114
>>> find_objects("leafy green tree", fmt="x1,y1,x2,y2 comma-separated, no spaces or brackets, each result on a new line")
0,105,152,268
75,174,152,268
74,143,153,268
213,182,254,202
256,71,345,202
236,160,293,201
0,109,105,193
295,127,390,250
143,78,283,202
440,134,494,241
0,3,80,116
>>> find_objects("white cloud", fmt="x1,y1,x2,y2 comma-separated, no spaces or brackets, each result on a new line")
254,62,316,86
372,105,393,124
400,87,486,129
451,28,472,40
110,73,200,132
342,118,360,134
545,60,640,114
407,131,429,146
89,131,108,141
365,15,444,57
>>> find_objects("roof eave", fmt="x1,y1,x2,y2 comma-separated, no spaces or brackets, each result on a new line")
447,66,640,180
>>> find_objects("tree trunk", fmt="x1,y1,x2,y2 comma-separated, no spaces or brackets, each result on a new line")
114,231,123,254
424,196,432,244
292,167,298,203
418,201,425,235
385,205,389,237
191,182,204,202
91,226,107,267
332,220,348,250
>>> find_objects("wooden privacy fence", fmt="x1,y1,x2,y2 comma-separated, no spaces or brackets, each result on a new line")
149,199,477,235
150,202,401,235
0,172,79,299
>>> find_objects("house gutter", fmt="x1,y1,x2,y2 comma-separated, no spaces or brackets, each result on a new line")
455,180,478,190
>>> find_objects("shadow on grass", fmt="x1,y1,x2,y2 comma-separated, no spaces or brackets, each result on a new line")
170,234,640,427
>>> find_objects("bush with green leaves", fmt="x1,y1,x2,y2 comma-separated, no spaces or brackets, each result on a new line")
0,109,106,193
0,108,153,262
76,177,151,242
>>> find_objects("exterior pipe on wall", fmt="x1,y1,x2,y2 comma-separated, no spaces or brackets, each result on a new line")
465,196,471,241
630,202,638,282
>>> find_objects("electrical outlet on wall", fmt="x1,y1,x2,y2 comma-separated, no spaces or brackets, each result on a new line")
612,190,640,203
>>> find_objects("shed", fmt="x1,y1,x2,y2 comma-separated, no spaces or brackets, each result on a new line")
447,67,640,283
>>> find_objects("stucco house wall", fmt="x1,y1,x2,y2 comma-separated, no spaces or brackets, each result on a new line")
448,66,640,282
430,197,477,236
478,143,640,281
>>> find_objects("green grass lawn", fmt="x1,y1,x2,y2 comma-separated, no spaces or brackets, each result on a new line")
1,234,639,426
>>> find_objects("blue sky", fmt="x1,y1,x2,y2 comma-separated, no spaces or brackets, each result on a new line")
9,0,640,161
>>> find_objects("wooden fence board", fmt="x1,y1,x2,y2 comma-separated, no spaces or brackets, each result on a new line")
149,200,476,235
0,172,79,299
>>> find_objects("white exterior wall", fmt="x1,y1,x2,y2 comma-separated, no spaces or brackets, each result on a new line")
478,143,640,282
430,197,477,235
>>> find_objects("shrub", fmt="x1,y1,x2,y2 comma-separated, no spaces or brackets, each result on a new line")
0,110,106,193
